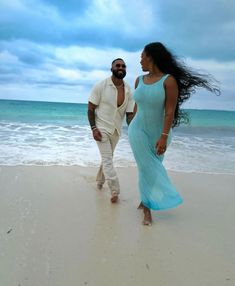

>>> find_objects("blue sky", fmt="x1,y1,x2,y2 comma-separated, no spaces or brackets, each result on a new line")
0,0,234,110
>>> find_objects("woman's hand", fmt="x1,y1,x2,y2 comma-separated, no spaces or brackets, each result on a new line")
155,135,167,155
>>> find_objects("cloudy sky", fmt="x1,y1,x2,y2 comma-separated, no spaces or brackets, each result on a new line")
0,0,234,110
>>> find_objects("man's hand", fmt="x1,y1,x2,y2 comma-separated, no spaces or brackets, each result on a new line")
92,128,102,141
126,112,134,125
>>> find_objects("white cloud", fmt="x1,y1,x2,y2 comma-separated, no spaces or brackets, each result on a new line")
0,0,234,109
0,50,19,64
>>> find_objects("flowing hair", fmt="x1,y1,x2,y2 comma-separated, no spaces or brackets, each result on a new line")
144,42,220,127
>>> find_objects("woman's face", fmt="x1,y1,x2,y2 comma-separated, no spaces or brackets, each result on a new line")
140,50,151,72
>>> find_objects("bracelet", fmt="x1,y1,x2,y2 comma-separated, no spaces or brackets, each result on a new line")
161,132,168,136
92,127,98,131
91,126,96,130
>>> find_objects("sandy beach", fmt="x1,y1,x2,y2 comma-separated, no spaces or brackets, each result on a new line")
0,166,234,286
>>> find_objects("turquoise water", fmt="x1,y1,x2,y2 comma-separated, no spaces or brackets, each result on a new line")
0,99,88,125
188,109,235,127
1,99,234,128
0,99,235,173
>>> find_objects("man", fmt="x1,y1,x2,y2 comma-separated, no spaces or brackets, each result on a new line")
88,58,134,203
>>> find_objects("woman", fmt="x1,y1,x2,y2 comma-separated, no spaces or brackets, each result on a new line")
128,42,219,225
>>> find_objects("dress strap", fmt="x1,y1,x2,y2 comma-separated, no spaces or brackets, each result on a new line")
161,74,170,81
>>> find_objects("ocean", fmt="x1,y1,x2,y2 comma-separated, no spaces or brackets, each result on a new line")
0,99,235,174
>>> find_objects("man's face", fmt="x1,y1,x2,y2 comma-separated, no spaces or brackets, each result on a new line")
111,60,126,79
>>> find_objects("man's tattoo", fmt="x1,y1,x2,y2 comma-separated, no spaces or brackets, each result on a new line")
88,109,96,128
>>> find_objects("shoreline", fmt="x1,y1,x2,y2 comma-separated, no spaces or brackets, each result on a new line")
0,166,235,286
1,164,235,176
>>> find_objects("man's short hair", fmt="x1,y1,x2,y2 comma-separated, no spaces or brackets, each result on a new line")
111,58,124,65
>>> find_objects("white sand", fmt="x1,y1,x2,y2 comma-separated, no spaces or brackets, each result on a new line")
0,166,234,286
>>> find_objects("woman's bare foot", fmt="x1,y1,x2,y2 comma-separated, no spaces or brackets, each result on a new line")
137,202,144,209
142,207,152,226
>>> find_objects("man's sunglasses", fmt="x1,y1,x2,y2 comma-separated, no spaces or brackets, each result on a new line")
115,64,126,68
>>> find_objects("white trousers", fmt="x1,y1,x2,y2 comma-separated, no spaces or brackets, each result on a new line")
96,130,120,195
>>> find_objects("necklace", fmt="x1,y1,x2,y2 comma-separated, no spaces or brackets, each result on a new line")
115,83,124,88
148,73,163,78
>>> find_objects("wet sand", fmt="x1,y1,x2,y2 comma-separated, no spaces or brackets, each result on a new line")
0,166,234,286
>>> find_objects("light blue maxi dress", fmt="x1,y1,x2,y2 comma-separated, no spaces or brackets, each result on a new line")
128,75,183,210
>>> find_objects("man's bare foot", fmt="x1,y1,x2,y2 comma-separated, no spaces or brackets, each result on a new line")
97,182,104,190
110,192,119,203
142,207,152,226
137,202,144,209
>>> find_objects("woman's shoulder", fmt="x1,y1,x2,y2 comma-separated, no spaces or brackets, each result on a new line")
163,74,176,82
135,75,143,88
163,74,178,87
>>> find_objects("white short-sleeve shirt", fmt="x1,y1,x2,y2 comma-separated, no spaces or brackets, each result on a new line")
89,77,134,135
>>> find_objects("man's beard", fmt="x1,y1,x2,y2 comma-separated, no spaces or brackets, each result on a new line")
112,69,126,79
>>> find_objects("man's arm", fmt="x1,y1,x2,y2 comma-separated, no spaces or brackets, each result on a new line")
88,101,97,129
87,101,102,141
125,84,136,125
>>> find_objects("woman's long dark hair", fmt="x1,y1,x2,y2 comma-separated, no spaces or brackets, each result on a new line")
144,42,220,127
